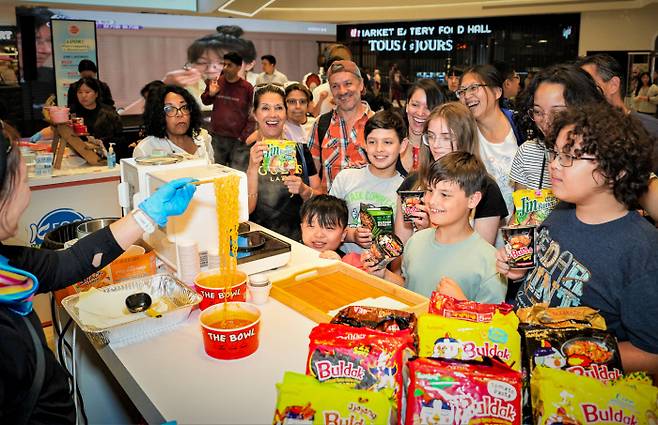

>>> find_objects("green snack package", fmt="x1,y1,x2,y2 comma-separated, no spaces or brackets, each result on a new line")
273,371,393,425
260,139,298,176
359,204,394,239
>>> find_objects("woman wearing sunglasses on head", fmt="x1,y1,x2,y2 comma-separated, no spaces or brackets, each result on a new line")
0,124,196,424
133,85,213,162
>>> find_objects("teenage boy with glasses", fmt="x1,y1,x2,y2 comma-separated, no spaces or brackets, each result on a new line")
497,103,658,378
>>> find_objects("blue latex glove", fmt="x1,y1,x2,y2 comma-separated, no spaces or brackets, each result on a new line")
139,177,197,226
29,132,42,142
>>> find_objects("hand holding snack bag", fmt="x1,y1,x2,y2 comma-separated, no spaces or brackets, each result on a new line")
260,139,298,175
353,225,373,248
511,189,558,226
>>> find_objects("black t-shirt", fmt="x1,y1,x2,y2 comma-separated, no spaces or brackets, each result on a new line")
250,144,318,241
0,227,123,424
73,104,124,153
398,172,508,219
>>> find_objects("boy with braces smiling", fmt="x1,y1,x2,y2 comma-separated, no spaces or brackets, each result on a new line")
497,103,658,376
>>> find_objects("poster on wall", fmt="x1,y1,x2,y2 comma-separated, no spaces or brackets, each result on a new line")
51,19,97,106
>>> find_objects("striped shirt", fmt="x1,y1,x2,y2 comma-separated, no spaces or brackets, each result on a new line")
510,138,551,190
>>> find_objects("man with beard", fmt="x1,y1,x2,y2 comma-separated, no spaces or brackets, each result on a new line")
308,60,374,192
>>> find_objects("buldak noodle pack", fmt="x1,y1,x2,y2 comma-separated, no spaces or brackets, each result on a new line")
407,357,522,425
306,323,414,423
419,295,521,371
274,371,393,424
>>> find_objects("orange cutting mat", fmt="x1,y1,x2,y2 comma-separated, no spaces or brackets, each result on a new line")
270,262,428,323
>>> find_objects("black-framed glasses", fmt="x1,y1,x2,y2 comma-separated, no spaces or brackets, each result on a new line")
163,104,191,117
184,61,223,71
455,83,488,99
286,98,308,106
547,149,597,167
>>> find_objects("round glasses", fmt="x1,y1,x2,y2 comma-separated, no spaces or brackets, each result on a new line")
422,132,455,149
527,106,567,122
163,104,191,117
184,61,223,71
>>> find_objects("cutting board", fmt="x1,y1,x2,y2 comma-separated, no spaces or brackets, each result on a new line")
270,262,428,323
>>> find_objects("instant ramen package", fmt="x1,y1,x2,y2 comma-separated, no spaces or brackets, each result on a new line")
306,323,413,423
273,371,393,425
406,357,522,425
511,189,558,226
419,294,521,371
531,366,658,425
260,139,298,175
359,204,394,239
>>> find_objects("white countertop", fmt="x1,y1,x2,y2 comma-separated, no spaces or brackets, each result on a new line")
93,227,333,424
29,165,120,188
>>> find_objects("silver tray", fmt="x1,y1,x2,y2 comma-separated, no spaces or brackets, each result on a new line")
62,273,201,348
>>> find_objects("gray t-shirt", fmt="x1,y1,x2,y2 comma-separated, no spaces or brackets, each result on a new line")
402,228,507,303
330,165,403,253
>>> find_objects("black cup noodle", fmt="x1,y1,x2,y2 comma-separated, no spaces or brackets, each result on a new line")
399,191,424,222
501,225,536,269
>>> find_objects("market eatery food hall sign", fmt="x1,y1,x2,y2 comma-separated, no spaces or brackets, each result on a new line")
349,23,494,53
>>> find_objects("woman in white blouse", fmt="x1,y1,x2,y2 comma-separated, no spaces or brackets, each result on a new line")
133,85,213,162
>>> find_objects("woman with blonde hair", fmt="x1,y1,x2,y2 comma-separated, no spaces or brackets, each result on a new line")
395,102,508,245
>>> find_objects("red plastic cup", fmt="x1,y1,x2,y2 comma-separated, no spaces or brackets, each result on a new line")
194,270,247,311
199,302,261,360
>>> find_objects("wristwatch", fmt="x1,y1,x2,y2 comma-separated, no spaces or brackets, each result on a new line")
131,208,156,234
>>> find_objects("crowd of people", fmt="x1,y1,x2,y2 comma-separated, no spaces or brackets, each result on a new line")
3,24,658,421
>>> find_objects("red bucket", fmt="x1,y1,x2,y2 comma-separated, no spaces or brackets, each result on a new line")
199,302,261,360
194,270,247,311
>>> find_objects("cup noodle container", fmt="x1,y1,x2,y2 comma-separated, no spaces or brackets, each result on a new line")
199,302,261,360
47,106,70,124
194,269,247,311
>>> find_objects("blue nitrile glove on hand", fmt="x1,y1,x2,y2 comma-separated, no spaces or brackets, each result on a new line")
29,132,42,142
139,177,197,227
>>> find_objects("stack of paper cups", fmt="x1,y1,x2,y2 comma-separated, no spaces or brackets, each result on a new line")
176,239,200,285
207,248,220,271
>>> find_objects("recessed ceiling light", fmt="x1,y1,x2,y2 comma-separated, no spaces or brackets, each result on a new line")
538,39,548,43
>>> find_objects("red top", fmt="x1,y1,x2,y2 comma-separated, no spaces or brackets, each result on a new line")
201,76,254,141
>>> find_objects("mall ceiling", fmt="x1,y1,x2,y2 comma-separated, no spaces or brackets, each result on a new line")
14,0,658,23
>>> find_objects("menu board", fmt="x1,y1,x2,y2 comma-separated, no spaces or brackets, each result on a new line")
51,19,97,106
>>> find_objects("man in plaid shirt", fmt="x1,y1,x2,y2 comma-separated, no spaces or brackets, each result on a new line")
308,60,374,192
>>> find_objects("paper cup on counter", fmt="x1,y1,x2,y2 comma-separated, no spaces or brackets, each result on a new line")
247,273,271,305
501,225,537,269
199,302,261,360
194,269,248,310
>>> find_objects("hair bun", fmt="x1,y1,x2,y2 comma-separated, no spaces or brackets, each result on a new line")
216,25,244,38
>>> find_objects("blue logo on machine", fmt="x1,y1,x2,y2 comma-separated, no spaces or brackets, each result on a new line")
29,208,88,246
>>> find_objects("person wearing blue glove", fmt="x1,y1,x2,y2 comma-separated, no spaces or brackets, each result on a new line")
138,177,197,227
29,131,42,142
0,126,197,424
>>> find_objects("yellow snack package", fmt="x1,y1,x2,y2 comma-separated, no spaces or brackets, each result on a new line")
260,139,299,176
273,371,393,425
531,366,658,425
417,310,521,371
512,189,558,226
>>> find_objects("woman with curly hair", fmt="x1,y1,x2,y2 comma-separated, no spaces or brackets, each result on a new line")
133,85,213,161
497,103,658,377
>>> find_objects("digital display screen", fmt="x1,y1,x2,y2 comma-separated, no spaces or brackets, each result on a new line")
24,0,197,12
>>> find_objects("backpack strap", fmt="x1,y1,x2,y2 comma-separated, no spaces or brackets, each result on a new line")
315,112,333,179
502,108,524,146
15,315,46,425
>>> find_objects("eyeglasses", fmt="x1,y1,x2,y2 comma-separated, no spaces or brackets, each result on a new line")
163,104,191,117
422,132,455,149
286,99,308,106
527,106,567,122
547,149,597,167
455,83,488,99
185,61,223,71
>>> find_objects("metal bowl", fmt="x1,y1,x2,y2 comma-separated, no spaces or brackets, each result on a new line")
76,217,119,239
